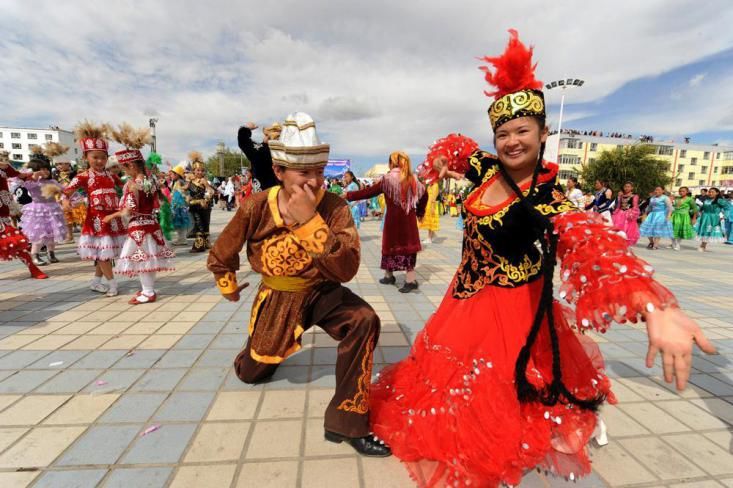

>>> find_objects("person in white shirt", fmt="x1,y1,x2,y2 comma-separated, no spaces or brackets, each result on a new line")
565,176,585,209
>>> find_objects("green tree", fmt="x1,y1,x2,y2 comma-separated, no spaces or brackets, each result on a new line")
576,144,673,196
205,146,250,178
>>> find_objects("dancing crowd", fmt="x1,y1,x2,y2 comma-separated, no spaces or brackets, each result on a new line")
0,29,726,488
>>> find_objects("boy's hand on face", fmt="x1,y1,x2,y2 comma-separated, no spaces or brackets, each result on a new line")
288,184,317,224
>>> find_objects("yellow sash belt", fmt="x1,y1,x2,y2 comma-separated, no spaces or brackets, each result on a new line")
261,275,320,292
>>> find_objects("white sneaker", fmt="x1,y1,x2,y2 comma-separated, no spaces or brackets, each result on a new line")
105,287,119,297
90,283,108,293
594,418,609,446
421,239,432,244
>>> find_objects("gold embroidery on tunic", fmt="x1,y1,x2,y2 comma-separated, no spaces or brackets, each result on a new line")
261,232,312,276
337,336,374,415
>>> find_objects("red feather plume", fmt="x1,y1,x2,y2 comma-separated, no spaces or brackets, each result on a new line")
478,29,543,99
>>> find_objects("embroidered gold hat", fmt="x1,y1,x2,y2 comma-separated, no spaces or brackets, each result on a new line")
268,112,330,169
479,29,545,131
189,151,206,171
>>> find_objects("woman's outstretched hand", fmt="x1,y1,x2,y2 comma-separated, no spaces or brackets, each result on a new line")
645,306,717,391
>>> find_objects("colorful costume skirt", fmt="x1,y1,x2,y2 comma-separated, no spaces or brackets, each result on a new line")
639,210,673,238
115,221,175,276
381,254,416,272
694,214,725,242
671,211,695,240
419,203,440,232
0,223,30,260
370,278,613,487
20,202,68,244
611,209,640,245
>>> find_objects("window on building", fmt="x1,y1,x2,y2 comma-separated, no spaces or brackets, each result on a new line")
11,132,20,139
558,170,576,180
0,143,4,148
12,154,23,160
724,151,733,160
675,178,682,186
677,164,685,172
0,132,3,138
679,150,687,158
714,167,719,173
588,158,596,165
703,151,710,159
45,134,53,141
656,145,674,156
701,166,708,174
691,157,697,165
722,166,733,175
565,139,581,149
590,143,597,152
11,143,21,149
699,180,705,186
716,152,721,159
688,172,695,179
27,133,37,140
559,154,580,165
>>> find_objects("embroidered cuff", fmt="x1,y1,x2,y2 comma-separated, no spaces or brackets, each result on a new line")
293,213,329,255
216,271,238,295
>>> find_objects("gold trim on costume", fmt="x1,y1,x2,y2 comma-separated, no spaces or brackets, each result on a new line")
216,272,238,295
489,89,545,130
261,275,319,292
337,336,374,415
292,214,329,255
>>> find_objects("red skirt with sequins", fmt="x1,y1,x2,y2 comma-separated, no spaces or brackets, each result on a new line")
370,277,615,488
0,223,30,260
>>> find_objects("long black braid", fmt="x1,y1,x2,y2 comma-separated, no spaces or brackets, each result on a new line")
497,126,605,411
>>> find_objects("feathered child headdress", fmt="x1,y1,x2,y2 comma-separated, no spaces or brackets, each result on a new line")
189,151,205,171
74,120,110,155
109,123,152,165
479,29,545,131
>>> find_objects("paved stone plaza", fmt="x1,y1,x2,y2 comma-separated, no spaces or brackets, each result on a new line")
0,209,731,488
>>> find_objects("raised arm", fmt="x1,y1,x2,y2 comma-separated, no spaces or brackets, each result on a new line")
345,179,383,202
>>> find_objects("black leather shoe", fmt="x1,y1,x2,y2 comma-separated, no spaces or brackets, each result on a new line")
398,281,419,293
325,431,392,457
378,276,396,285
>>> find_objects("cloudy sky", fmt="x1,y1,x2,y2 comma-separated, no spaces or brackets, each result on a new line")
2,0,733,174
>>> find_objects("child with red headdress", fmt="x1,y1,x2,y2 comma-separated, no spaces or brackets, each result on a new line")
63,121,127,297
369,30,716,487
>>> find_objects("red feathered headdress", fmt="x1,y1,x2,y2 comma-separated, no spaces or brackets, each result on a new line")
479,29,543,99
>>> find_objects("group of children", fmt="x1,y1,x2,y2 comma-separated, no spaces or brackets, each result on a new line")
0,121,222,304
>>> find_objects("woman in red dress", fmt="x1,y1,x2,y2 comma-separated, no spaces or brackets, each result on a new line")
346,151,428,293
369,30,716,487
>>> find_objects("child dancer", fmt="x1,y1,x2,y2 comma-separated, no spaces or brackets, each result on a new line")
53,159,84,243
105,124,175,304
695,187,731,252
20,145,69,265
611,181,640,246
0,150,48,279
169,166,191,245
670,186,697,250
63,121,126,297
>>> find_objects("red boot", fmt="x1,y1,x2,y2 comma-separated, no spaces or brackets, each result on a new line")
18,252,49,279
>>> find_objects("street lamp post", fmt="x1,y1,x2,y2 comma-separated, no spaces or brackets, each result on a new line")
216,141,225,177
545,78,585,153
149,118,158,153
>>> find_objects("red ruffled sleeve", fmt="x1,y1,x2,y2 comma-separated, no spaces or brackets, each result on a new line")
553,211,677,332
418,133,479,184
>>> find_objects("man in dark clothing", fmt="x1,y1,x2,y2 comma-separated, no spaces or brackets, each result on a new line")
237,122,281,191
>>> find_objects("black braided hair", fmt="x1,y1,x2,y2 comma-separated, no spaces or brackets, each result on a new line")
496,124,605,411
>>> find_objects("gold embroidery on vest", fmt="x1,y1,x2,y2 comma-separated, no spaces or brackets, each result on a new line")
261,232,312,276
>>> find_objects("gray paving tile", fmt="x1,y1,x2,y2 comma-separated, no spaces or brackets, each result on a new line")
70,350,127,369
103,467,173,488
121,423,197,464
189,323,226,334
27,350,90,369
177,367,229,391
33,469,108,488
82,369,146,393
0,370,58,393
111,349,166,369
196,349,234,367
131,368,187,392
172,334,215,350
153,391,215,421
154,349,202,368
99,393,169,423
34,369,103,394
210,334,244,349
0,350,51,369
56,425,140,465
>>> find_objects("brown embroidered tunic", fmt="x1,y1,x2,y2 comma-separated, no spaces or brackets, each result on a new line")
207,185,361,363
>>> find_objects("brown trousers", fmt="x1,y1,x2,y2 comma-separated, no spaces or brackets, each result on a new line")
234,284,380,438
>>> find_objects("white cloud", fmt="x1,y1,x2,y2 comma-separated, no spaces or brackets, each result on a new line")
689,73,706,87
1,0,733,170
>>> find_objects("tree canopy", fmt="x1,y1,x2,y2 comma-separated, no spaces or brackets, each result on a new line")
576,144,673,196
205,146,250,178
